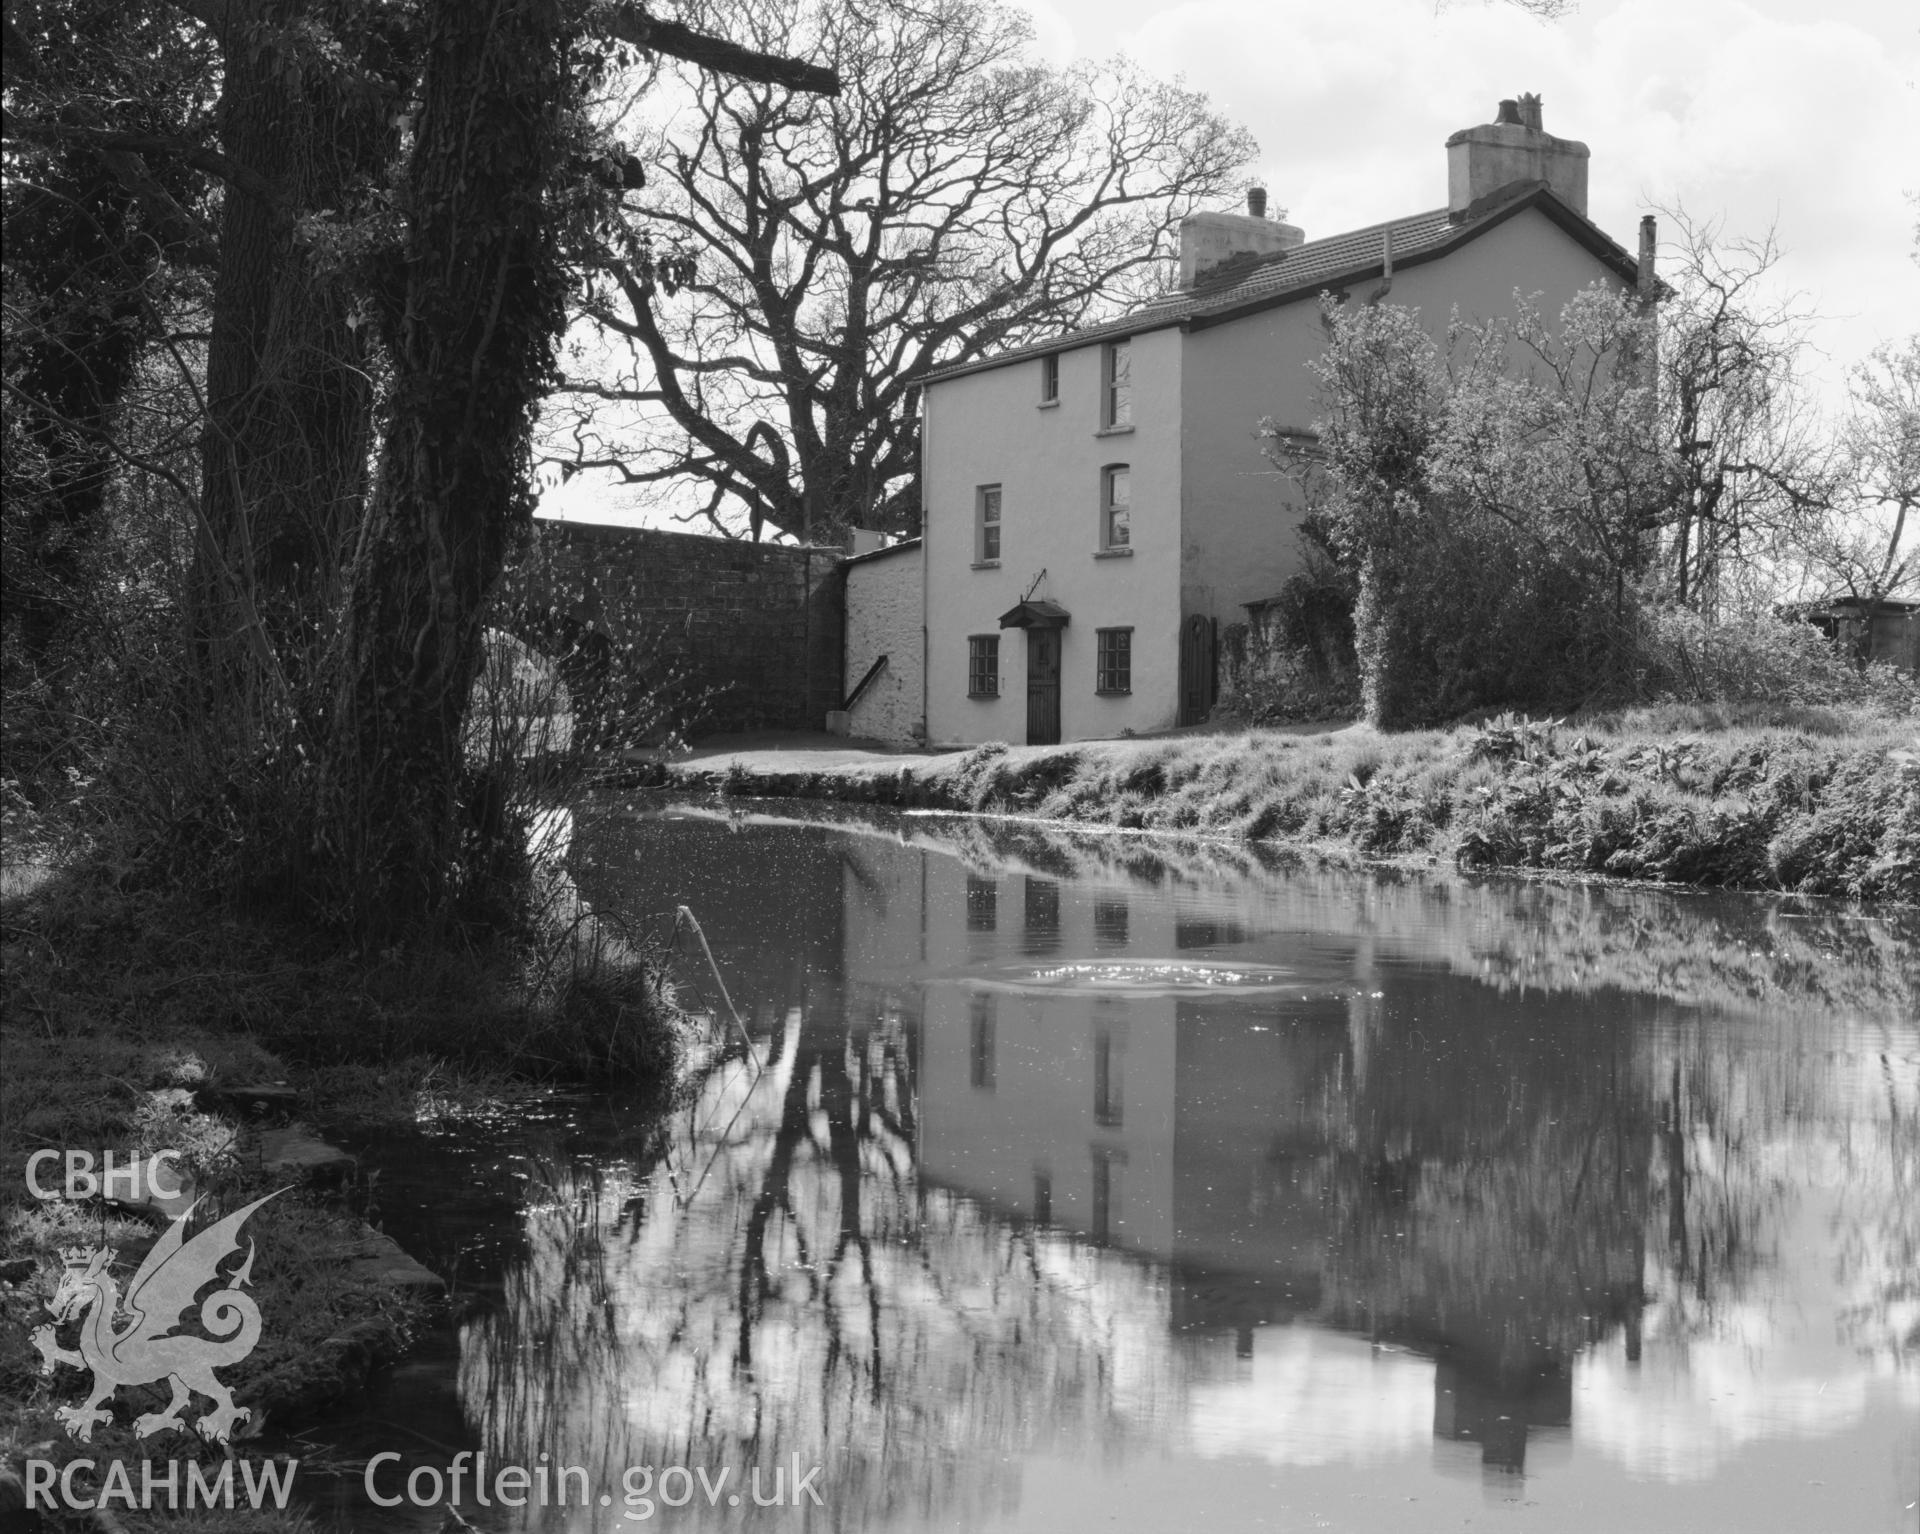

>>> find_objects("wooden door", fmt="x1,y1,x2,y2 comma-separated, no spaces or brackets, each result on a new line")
1179,614,1215,726
1026,628,1061,745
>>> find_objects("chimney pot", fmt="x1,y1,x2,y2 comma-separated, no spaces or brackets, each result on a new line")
1177,200,1305,289
1446,95,1589,218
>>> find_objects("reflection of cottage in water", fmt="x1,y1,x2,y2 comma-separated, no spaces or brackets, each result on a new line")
849,833,1649,1475
506,807,1919,1522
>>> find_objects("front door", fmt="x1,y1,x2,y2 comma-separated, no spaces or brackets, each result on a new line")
1026,628,1061,745
1179,614,1216,726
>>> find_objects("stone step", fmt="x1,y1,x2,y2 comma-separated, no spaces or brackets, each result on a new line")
204,1082,301,1114
256,1127,357,1182
320,1231,444,1290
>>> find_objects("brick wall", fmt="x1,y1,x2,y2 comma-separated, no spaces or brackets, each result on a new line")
504,521,844,737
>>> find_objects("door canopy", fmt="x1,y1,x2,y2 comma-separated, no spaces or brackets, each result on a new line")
998,599,1071,630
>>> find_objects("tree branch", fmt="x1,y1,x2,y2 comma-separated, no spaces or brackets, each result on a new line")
1,112,287,212
603,7,839,96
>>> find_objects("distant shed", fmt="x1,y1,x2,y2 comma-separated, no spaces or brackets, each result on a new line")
1791,598,1919,675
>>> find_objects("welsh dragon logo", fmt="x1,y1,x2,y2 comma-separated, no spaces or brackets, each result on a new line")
31,1191,283,1444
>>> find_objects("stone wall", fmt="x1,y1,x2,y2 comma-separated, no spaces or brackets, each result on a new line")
505,521,844,738
842,540,924,744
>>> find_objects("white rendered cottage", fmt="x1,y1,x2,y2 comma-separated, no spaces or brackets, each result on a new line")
844,98,1656,747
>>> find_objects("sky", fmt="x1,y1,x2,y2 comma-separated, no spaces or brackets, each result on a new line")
1026,0,1918,392
541,0,1918,524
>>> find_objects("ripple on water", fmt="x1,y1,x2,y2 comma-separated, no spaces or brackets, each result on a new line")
976,959,1304,997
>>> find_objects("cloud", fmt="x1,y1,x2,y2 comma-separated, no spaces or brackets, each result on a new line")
1184,1332,1433,1466
1021,0,1082,66
1107,0,1918,397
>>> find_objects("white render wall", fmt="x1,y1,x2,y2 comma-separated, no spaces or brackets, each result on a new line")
923,327,1185,746
919,204,1637,743
1179,205,1634,625
897,851,1178,1258
843,543,925,744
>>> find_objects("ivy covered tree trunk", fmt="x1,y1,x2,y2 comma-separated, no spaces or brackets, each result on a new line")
193,0,399,731
1355,548,1421,730
320,0,573,935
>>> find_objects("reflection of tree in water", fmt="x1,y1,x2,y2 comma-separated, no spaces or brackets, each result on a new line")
1317,980,1653,1456
505,803,1920,1499
459,998,1183,1530
1574,1015,1920,1480
871,812,1919,1442
1644,1015,1920,1359
774,809,1919,1026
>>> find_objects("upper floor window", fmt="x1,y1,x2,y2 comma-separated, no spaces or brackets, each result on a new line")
1102,465,1130,549
976,483,1002,563
970,993,996,1091
1094,1024,1123,1128
1040,353,1059,404
1103,340,1131,428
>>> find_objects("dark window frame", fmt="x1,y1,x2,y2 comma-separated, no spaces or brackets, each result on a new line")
967,634,999,698
1103,340,1132,428
969,992,996,1091
1094,1026,1123,1128
1101,464,1130,551
977,483,1002,563
1040,353,1060,404
965,874,998,931
1096,627,1132,694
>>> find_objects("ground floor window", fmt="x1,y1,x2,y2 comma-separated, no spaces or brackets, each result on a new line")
1096,627,1132,694
968,634,999,696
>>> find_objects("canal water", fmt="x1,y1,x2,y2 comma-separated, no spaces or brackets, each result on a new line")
312,798,1920,1534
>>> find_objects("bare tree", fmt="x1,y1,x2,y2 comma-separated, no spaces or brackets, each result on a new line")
549,0,1254,542
1655,208,1834,612
1798,337,1920,605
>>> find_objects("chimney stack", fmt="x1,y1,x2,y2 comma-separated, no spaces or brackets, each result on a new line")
1446,95,1589,220
1178,190,1304,289
1637,214,1658,302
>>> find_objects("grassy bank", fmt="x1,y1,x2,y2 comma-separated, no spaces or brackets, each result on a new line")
678,706,1920,904
0,851,689,1529
0,1026,426,1531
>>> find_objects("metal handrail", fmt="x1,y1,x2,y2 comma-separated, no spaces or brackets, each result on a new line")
841,653,888,712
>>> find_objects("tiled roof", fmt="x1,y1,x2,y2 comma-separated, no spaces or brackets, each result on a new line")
1185,207,1458,313
921,184,1640,384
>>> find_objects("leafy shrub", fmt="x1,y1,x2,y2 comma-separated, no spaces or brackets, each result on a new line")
1223,540,1361,723
1636,603,1919,715
1767,752,1920,901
